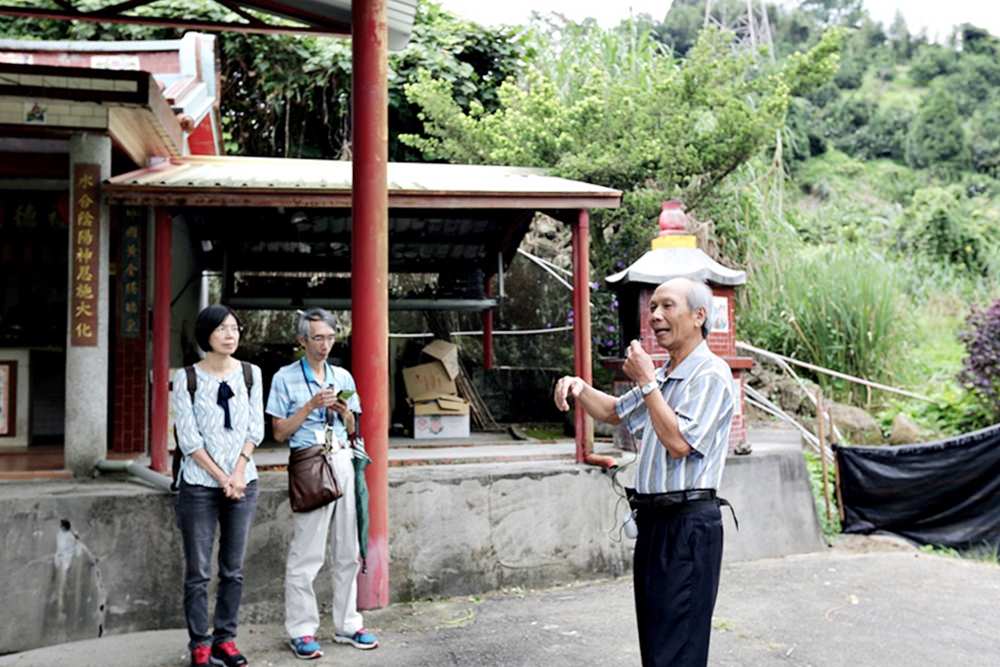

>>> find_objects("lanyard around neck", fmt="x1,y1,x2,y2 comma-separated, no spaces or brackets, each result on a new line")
300,358,335,426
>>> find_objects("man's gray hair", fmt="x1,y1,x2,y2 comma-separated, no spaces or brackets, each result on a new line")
296,308,337,339
685,280,714,339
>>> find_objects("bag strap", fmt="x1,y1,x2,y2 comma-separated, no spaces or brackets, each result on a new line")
241,361,253,392
171,365,198,492
185,365,197,403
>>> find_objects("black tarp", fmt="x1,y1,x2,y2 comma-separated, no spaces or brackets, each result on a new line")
835,424,1000,548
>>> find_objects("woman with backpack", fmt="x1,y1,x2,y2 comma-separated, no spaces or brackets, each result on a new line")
172,304,264,667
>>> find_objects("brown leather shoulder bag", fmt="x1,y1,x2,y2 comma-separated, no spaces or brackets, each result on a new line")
288,444,342,513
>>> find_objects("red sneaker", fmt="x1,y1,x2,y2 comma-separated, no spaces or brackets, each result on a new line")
210,640,248,667
190,644,211,667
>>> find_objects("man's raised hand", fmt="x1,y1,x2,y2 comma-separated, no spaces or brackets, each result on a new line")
623,340,656,385
553,376,586,412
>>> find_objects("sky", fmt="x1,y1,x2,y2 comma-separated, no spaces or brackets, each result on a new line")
437,1,1000,40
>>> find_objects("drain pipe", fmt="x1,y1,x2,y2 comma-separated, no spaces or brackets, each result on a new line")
95,459,173,492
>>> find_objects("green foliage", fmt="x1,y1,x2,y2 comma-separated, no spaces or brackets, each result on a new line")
403,19,841,357
896,186,999,274
919,543,1000,565
822,95,874,153
904,90,968,173
862,104,912,160
887,10,913,59
741,246,909,399
803,451,841,539
908,45,957,85
969,99,1000,177
405,25,792,194
784,97,828,163
799,0,864,28
0,1,529,160
898,385,996,436
653,0,709,57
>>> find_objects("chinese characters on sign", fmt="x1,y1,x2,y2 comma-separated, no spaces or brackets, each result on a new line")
120,209,143,338
70,164,100,346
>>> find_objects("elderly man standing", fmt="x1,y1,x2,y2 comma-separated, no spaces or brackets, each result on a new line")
266,308,378,659
554,277,735,667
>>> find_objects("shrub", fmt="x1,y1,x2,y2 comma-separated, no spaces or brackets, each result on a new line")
823,95,875,154
785,97,828,163
860,104,912,160
958,300,1000,422
969,101,1000,177
896,186,998,275
940,53,1000,108
905,90,968,173
908,45,957,85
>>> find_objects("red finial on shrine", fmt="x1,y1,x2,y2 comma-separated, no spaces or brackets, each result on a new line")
658,200,688,236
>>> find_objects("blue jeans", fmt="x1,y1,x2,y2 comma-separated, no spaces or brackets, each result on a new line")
176,480,258,649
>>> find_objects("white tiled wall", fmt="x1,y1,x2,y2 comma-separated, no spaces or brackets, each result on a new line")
0,95,108,129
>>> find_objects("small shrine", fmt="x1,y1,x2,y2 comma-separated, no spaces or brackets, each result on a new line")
604,200,753,452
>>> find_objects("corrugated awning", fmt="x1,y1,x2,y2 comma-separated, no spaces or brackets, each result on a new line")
0,1,417,48
104,156,623,210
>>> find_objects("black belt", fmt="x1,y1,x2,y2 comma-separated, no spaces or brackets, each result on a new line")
626,488,739,530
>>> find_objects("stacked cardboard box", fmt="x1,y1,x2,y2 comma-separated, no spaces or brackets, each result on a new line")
402,340,471,439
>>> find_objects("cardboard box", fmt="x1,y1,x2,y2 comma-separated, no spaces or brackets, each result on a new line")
413,412,470,439
402,340,470,439
402,362,456,402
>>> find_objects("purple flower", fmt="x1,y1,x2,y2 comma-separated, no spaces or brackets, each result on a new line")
958,298,1000,419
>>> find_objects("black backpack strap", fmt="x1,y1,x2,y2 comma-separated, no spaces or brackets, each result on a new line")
241,361,253,392
185,365,197,402
171,365,198,492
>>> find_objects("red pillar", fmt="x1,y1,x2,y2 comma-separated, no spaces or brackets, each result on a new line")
150,208,172,473
352,0,390,609
572,210,616,469
482,277,494,370
572,210,592,464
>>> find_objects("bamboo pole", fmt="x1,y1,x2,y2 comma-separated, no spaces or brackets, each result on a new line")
817,390,832,524
834,439,845,524
736,341,936,404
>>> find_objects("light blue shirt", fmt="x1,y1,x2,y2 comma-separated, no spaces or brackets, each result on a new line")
265,359,362,450
615,341,734,493
172,363,264,488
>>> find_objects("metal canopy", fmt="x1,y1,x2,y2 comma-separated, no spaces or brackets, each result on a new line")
105,155,623,210
0,1,417,48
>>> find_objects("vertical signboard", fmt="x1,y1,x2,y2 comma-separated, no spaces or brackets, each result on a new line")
120,208,143,338
70,164,100,346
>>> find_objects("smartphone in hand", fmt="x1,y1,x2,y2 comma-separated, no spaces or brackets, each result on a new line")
337,389,356,401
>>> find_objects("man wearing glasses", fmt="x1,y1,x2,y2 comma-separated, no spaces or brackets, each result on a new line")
266,308,378,659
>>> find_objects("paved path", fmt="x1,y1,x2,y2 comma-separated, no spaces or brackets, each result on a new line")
3,544,998,667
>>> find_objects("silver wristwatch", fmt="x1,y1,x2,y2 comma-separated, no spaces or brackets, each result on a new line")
639,380,658,397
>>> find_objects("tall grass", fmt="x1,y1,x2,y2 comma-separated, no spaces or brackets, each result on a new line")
741,246,909,400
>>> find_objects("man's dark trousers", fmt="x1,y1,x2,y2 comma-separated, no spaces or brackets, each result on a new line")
633,500,724,667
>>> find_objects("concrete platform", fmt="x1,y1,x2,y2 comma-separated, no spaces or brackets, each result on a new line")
0,427,823,654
